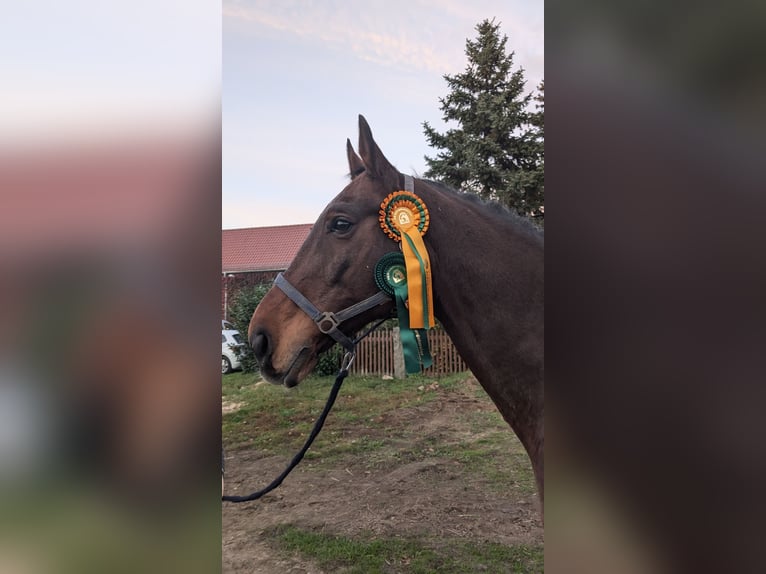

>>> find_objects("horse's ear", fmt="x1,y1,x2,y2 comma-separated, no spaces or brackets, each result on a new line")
346,138,365,179
357,115,399,187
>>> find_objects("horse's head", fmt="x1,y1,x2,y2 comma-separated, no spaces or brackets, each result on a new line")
250,115,406,386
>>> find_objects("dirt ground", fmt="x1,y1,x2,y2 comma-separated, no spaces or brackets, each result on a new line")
222,382,543,573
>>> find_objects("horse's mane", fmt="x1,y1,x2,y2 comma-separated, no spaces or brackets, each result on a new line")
422,178,544,238
346,168,543,238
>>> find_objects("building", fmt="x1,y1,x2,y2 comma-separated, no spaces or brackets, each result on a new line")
221,223,313,319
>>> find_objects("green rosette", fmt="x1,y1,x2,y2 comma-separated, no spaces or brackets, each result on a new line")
374,252,433,373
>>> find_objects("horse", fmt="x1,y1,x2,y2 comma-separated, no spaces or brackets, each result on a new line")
249,115,544,512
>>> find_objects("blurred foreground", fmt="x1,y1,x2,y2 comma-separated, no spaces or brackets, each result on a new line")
0,125,221,572
1,1,221,570
547,0,766,572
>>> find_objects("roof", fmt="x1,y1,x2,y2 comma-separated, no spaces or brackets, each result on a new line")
222,224,313,273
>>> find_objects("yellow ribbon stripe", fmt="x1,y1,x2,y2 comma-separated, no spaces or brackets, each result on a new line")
401,226,434,329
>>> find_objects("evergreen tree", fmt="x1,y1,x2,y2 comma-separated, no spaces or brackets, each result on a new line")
526,79,544,222
423,19,544,223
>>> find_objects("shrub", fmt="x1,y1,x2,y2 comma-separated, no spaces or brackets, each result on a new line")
227,283,270,373
314,344,344,376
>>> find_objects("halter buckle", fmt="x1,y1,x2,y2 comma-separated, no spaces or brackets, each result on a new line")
316,312,341,334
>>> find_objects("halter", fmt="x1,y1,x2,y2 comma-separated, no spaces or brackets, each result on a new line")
274,273,391,352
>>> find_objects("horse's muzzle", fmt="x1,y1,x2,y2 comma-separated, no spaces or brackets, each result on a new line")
250,326,312,387
250,327,281,384
251,327,270,365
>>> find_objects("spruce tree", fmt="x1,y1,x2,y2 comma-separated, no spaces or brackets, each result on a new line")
526,80,544,222
423,19,544,223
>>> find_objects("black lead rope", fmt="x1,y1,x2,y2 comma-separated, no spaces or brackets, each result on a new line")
222,362,350,503
222,318,387,504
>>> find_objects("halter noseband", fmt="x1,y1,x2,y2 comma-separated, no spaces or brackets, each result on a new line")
274,273,391,352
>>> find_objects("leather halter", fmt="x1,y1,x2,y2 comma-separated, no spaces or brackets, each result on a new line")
274,273,391,351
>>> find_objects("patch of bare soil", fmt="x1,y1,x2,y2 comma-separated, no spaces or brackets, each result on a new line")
222,383,543,573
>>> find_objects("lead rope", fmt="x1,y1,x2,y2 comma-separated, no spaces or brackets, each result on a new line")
222,318,386,503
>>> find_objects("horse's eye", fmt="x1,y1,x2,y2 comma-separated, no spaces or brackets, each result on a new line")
330,217,353,234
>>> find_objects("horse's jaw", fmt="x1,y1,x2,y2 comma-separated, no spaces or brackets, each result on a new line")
259,345,316,388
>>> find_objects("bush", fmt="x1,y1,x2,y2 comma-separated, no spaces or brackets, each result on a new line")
227,283,270,373
314,344,344,376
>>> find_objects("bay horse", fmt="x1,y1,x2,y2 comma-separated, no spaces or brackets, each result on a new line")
249,115,544,512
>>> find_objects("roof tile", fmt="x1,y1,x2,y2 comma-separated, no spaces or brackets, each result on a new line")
222,224,313,273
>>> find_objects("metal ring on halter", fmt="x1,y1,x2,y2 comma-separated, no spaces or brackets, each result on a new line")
316,312,341,334
341,351,356,372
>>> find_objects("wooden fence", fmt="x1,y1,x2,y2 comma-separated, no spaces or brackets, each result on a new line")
351,327,468,377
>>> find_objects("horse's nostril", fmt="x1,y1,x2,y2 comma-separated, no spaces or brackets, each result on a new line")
251,329,270,363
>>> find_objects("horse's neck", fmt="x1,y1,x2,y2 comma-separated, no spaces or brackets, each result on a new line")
425,189,542,340
416,183,544,505
423,184,544,422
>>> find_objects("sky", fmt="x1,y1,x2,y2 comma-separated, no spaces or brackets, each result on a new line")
222,0,543,229
1,1,221,148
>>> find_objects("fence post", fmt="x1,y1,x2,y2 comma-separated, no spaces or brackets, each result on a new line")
392,327,406,379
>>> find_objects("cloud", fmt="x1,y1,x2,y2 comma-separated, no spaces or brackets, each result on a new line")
223,0,478,74
224,0,543,89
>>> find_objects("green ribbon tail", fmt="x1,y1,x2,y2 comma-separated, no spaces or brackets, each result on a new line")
415,329,433,370
394,285,433,373
399,328,423,374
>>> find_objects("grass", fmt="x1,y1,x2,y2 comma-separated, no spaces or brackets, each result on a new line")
266,524,543,574
223,370,541,571
431,440,536,495
222,370,535,493
222,371,464,452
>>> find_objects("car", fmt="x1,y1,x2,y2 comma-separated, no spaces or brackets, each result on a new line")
222,320,236,331
222,328,245,374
